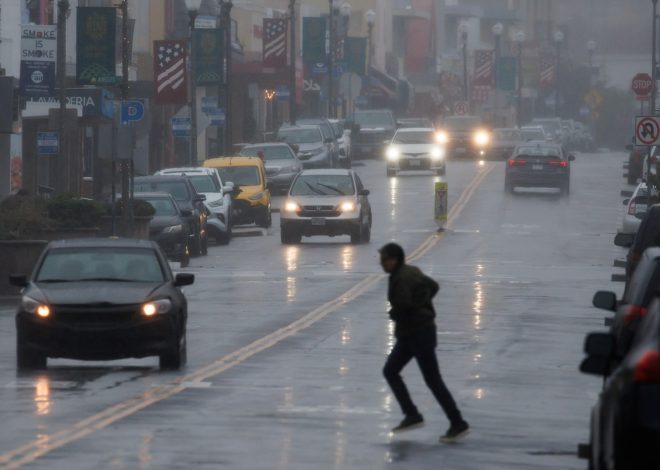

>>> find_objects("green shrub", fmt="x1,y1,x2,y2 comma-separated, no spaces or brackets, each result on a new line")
109,198,156,217
46,194,106,229
0,194,50,239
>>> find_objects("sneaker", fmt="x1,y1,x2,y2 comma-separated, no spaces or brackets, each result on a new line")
392,414,425,433
440,421,470,443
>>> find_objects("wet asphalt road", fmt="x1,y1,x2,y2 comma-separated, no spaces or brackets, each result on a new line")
0,152,626,469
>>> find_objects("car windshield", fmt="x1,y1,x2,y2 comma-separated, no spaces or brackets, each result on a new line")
393,131,435,144
291,174,355,196
216,166,261,186
444,117,481,130
133,181,189,201
188,175,219,193
299,121,332,139
36,247,165,283
494,130,522,142
354,111,395,129
330,122,344,135
278,128,323,144
143,197,178,216
240,146,294,160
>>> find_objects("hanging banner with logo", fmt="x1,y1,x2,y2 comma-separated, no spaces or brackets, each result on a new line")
344,37,367,75
76,7,117,85
302,17,327,65
20,25,57,96
193,28,224,85
496,57,517,91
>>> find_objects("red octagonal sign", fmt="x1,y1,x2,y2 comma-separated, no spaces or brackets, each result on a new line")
632,73,654,97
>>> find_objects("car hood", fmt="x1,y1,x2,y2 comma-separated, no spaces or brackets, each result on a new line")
150,215,183,231
35,282,163,306
393,143,436,154
201,192,223,203
296,143,325,152
235,184,264,200
266,161,296,171
289,195,355,206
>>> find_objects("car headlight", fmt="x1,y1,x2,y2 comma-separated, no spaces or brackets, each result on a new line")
386,146,400,161
248,191,265,201
284,200,301,212
163,224,183,233
473,130,490,147
435,131,449,144
141,299,172,317
339,201,356,212
22,295,51,318
208,198,224,207
430,147,445,160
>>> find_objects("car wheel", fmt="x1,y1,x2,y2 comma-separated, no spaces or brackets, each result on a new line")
159,330,187,370
281,228,301,245
350,226,362,244
191,230,202,256
17,341,46,370
361,223,371,244
257,207,272,228
387,168,396,177
201,233,208,255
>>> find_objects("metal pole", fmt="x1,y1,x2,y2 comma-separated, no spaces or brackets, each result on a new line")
289,0,297,125
555,41,561,116
367,23,373,69
462,32,468,102
189,10,198,164
56,1,69,194
653,0,658,115
494,34,500,125
120,0,131,231
517,43,523,127
223,1,233,155
327,0,335,118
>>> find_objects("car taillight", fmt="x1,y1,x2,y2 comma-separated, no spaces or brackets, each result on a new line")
624,304,648,324
628,200,636,215
508,159,526,166
633,350,660,383
548,160,568,167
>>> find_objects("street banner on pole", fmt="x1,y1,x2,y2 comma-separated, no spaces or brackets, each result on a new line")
263,19,288,68
20,25,57,96
344,37,367,75
473,50,494,86
302,17,327,65
76,7,117,85
193,28,224,85
539,56,556,89
495,57,516,91
154,40,188,105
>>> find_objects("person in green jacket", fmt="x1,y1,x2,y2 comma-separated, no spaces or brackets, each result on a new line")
379,242,469,442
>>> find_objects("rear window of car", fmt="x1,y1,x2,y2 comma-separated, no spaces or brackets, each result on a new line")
216,166,261,186
134,181,189,201
143,197,178,216
188,175,219,193
291,174,355,196
37,247,165,283
515,146,561,159
494,130,522,141
278,128,323,144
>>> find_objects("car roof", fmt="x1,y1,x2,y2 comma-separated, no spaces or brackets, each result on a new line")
156,167,215,175
203,156,264,167
396,127,434,132
133,192,176,199
299,169,353,177
516,141,559,148
279,125,322,131
134,175,190,183
242,142,290,148
47,238,158,249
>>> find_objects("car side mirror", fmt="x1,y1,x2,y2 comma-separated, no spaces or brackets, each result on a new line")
592,291,617,312
568,154,576,162
174,273,195,287
194,194,207,202
620,190,634,197
290,144,299,154
180,209,193,217
614,232,634,247
622,199,630,206
9,274,28,288
324,137,333,144
358,189,370,196
580,332,616,376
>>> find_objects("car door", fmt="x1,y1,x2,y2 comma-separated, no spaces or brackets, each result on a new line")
354,174,371,225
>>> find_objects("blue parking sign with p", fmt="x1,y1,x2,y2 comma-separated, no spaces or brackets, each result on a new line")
121,100,145,125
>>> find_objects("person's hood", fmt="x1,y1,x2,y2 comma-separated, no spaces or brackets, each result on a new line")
149,215,183,231
34,282,163,305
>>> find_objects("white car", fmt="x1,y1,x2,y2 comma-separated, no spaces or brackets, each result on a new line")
329,119,351,167
155,167,234,245
385,127,446,177
619,182,655,236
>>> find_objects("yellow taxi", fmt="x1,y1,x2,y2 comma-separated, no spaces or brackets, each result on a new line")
203,156,272,227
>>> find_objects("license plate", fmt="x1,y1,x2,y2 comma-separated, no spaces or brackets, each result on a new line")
409,159,421,167
636,204,648,213
311,218,326,226
532,164,544,170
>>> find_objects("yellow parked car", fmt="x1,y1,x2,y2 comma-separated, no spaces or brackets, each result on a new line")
203,156,272,228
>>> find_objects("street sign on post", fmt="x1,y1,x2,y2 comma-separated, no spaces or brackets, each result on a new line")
171,117,192,138
276,85,291,101
631,73,654,98
121,100,144,125
635,116,660,146
37,131,59,155
454,101,468,115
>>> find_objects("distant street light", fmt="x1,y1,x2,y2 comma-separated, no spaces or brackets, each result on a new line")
553,29,564,117
514,30,525,127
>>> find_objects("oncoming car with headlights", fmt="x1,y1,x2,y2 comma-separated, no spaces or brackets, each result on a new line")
385,127,446,177
435,115,491,159
280,169,372,244
11,238,194,370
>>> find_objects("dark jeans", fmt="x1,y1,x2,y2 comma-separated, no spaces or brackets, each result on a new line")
383,326,463,425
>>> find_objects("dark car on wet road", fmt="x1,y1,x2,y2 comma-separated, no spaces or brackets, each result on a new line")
616,204,660,283
504,142,575,195
11,238,194,371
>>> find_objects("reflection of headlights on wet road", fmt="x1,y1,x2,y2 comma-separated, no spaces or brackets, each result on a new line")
431,147,444,161
386,146,400,161
435,131,449,144
473,130,491,147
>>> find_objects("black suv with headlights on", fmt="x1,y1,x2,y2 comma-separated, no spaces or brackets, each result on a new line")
11,238,194,370
436,115,491,159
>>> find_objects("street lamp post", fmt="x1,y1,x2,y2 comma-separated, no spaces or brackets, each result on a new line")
458,21,469,105
289,0,297,125
553,29,564,117
327,0,340,118
339,2,351,117
366,9,375,70
185,0,201,165
514,30,525,128
587,39,596,68
653,0,658,115
219,0,233,154
492,22,503,126
56,0,69,194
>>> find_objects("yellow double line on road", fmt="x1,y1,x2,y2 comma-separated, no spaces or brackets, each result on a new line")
0,163,494,469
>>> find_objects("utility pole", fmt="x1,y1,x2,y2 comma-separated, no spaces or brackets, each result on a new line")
120,0,131,230
289,0,297,125
56,0,69,194
327,0,336,118
653,0,658,115
223,1,233,154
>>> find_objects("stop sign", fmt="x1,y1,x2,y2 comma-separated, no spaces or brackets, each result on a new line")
632,73,654,97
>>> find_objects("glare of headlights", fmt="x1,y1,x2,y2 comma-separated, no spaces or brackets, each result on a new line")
435,131,449,144
36,305,50,318
473,130,490,147
478,160,485,167
142,303,157,317
340,201,356,212
386,146,400,161
431,147,444,160
284,201,300,212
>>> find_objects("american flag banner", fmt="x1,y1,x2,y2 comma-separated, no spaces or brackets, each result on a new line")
539,56,556,89
153,40,187,105
473,50,494,86
472,84,492,103
263,19,288,68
